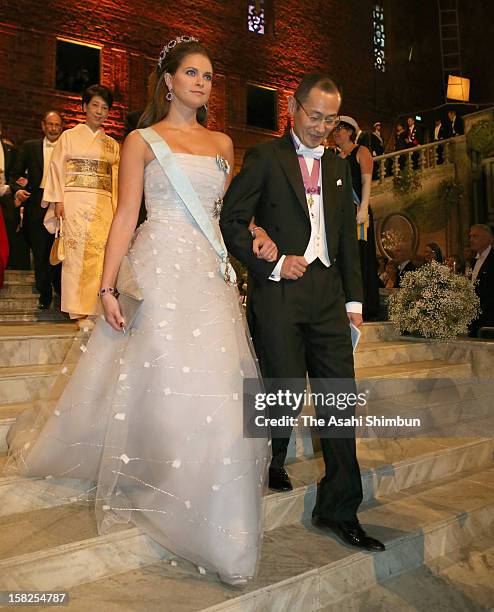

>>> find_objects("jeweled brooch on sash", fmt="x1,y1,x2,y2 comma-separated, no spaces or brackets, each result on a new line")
216,155,230,175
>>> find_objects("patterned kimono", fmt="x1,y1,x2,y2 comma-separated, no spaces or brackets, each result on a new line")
43,124,119,318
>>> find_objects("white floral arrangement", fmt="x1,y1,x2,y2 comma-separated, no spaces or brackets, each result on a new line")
387,261,480,340
381,229,406,253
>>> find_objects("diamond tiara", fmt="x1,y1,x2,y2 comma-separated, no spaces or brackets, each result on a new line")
157,36,199,70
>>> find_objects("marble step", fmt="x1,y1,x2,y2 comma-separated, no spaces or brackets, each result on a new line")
0,363,73,406
4,270,35,283
0,364,484,454
358,322,398,343
354,340,443,368
0,281,38,296
0,352,470,411
0,295,56,314
268,420,494,529
0,465,492,608
322,536,494,611
0,310,69,322
355,360,472,400
359,378,493,437
0,323,79,368
1,424,493,527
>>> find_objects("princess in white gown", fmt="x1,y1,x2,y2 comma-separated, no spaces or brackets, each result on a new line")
6,37,277,586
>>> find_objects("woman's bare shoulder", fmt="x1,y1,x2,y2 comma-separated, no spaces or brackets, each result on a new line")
208,130,233,156
121,130,154,163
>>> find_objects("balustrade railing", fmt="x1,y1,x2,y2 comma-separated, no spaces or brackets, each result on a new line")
372,137,459,184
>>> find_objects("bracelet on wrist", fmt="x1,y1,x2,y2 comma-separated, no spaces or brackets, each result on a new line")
98,287,119,298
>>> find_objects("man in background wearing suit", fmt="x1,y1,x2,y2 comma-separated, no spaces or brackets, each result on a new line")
221,74,384,552
393,243,416,287
446,110,464,137
12,110,63,309
468,224,494,337
1,120,30,269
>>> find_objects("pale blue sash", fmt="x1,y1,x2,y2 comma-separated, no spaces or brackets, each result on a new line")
138,127,236,284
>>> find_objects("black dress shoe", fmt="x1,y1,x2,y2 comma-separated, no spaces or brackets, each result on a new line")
312,517,385,552
38,300,51,310
268,467,293,492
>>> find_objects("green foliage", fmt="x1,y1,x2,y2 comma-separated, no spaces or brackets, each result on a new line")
393,168,422,196
437,177,464,209
405,193,444,232
466,120,494,156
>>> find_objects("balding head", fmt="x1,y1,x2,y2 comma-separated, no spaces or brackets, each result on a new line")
393,242,412,265
469,224,493,255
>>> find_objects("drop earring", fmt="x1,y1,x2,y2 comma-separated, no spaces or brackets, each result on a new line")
166,89,174,102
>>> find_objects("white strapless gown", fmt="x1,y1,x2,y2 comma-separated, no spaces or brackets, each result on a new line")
6,153,268,582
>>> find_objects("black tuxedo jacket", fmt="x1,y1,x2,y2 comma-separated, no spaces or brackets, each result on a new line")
395,260,416,287
446,116,464,137
220,134,362,303
433,123,447,141
475,247,494,324
12,138,44,194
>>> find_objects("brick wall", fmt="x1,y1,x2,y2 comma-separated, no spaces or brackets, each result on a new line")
0,0,479,160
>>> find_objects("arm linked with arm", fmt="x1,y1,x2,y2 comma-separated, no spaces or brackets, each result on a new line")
220,146,278,282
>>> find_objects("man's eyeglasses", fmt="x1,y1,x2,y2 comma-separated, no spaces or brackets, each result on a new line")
294,96,339,128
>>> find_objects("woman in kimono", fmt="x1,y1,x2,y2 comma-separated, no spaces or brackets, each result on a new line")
43,84,119,328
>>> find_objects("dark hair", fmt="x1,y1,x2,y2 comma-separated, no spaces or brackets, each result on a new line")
43,110,63,123
82,85,114,110
338,121,357,142
426,242,443,263
138,40,213,129
294,73,340,105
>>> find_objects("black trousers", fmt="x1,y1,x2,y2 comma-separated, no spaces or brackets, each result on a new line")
249,260,363,522
22,191,61,304
0,194,30,269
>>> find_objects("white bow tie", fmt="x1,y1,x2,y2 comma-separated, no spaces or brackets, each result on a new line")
296,143,325,159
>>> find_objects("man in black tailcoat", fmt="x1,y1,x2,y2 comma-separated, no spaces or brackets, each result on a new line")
468,224,494,337
446,110,464,137
12,110,63,308
0,121,30,269
221,74,384,552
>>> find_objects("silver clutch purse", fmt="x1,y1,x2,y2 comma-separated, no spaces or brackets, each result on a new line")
116,255,144,332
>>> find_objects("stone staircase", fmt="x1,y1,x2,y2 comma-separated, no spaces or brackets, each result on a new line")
0,272,493,610
0,270,68,322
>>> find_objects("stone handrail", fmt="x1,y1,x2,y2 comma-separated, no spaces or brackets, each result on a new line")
372,136,463,184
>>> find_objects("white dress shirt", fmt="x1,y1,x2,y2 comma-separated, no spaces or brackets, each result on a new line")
472,245,492,282
40,138,58,189
269,131,362,314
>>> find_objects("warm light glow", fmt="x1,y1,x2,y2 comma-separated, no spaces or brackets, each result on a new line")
447,75,470,102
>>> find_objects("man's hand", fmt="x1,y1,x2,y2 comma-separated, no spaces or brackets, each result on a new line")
347,312,363,328
16,189,31,204
281,255,308,280
252,231,278,262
